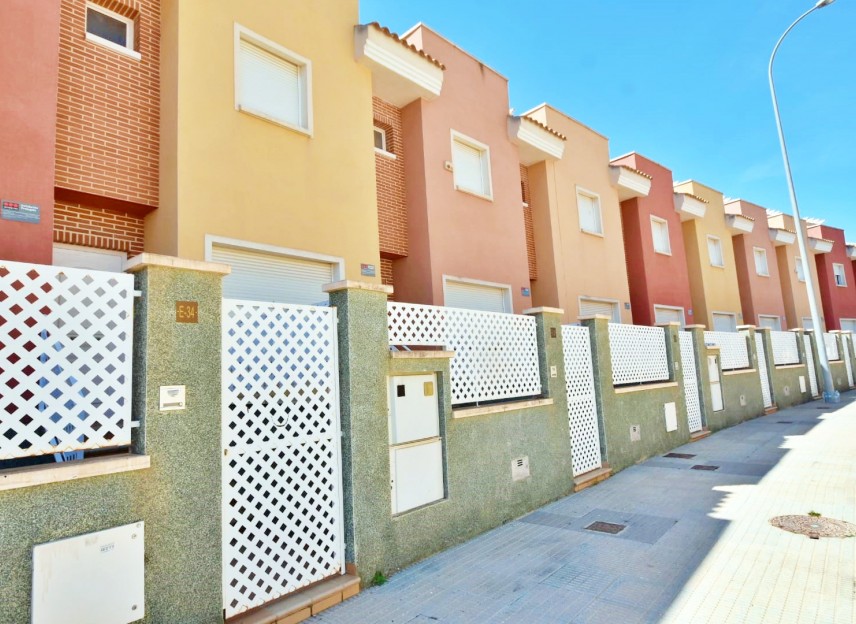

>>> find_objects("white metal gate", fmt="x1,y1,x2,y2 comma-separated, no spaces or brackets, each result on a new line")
679,332,703,433
754,333,773,409
221,300,345,618
842,334,854,387
562,325,602,476
804,335,819,397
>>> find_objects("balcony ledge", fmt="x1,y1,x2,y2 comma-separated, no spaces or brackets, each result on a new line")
674,192,707,221
725,213,755,234
508,116,565,165
609,165,652,201
769,228,796,246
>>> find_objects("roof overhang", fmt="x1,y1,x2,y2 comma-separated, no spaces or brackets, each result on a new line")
725,214,755,234
508,116,565,165
847,244,856,260
673,192,707,221
354,24,444,107
809,237,834,254
769,228,796,246
609,165,652,201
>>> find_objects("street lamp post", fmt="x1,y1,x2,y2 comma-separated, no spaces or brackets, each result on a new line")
768,0,839,402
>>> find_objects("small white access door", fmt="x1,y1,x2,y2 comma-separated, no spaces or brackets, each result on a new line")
580,298,620,322
754,333,773,408
708,354,724,412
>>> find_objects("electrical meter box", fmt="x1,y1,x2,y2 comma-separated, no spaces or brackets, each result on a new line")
388,374,440,445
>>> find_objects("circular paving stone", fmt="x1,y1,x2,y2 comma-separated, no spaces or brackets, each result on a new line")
770,515,856,539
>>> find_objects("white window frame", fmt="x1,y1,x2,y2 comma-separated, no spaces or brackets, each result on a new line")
753,247,770,277
758,314,782,331
578,296,621,323
833,262,847,287
707,235,725,268
450,130,493,200
442,275,512,313
374,126,396,160
653,304,685,327
204,234,344,280
795,257,806,282
85,2,140,60
234,24,313,136
650,216,671,255
576,187,604,236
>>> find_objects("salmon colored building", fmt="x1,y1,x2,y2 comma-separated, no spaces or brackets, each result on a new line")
807,223,856,332
525,105,641,324
382,25,537,313
674,180,743,331
611,153,693,326
766,212,825,330
724,199,788,329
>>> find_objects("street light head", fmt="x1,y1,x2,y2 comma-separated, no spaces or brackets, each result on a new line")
816,0,836,8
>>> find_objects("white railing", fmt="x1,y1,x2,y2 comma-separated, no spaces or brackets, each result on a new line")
704,331,750,371
824,333,841,361
770,331,800,366
387,302,542,405
0,260,134,459
608,323,669,385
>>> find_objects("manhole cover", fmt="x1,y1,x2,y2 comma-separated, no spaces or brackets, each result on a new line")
691,465,719,471
585,521,626,535
770,515,856,539
664,452,696,459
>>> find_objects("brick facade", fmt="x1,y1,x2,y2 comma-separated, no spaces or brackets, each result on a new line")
380,257,395,300
53,200,145,255
373,97,408,259
520,164,537,280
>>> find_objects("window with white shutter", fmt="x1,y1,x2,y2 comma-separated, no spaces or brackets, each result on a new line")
654,305,684,326
451,132,492,199
235,26,311,133
650,217,671,254
707,236,724,267
795,257,806,282
444,278,511,313
577,190,603,235
754,247,769,276
833,263,847,287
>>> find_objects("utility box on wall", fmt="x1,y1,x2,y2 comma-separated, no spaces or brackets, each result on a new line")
388,374,444,514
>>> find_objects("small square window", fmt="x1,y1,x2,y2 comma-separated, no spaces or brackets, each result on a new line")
577,189,603,235
833,263,847,287
754,247,769,277
85,3,138,59
650,217,671,255
451,131,492,199
707,236,724,268
373,127,387,152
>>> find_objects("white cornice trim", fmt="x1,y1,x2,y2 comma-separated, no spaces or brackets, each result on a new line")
609,166,652,200
508,116,565,164
769,228,796,247
725,214,755,234
674,193,707,221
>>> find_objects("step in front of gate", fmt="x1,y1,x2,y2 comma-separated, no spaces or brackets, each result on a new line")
228,574,360,624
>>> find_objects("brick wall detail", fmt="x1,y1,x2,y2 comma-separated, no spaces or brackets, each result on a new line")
521,164,537,280
55,0,160,207
53,200,145,256
374,97,408,258
381,257,395,300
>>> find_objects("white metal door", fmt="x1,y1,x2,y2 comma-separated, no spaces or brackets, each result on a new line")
222,300,344,618
679,332,703,432
754,333,773,408
562,325,602,476
804,334,819,397
708,355,724,412
842,334,854,387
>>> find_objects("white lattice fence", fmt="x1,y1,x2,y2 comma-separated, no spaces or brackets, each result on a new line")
222,300,344,617
679,332,703,433
608,323,669,385
824,333,841,361
704,331,750,371
562,325,602,476
0,261,134,459
770,331,800,365
388,302,541,405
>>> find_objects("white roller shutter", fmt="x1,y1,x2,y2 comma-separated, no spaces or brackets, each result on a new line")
239,38,301,127
445,280,509,313
654,306,683,326
758,315,782,330
212,245,335,305
53,244,126,272
712,313,737,332
580,298,619,322
452,140,486,195
840,319,856,333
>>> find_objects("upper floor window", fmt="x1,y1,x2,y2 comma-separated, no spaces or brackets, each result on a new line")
796,257,806,282
235,25,312,135
650,216,671,255
374,127,387,151
707,235,724,268
577,188,603,236
754,247,769,277
85,2,139,59
451,131,492,200
834,263,847,287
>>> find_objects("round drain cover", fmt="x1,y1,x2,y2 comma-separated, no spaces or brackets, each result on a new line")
770,515,856,538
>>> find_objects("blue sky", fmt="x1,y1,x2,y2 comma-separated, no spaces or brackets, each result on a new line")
360,1,855,238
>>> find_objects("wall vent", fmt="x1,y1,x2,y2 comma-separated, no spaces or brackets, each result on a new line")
512,456,530,481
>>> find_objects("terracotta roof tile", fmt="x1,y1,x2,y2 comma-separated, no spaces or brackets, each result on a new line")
366,22,446,70
521,115,567,141
612,164,653,180
677,192,709,204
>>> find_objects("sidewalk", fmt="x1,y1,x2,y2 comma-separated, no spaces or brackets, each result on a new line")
314,395,856,623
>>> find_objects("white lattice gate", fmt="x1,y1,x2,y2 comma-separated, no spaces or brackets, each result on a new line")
754,333,773,409
221,300,344,618
679,332,703,433
804,335,819,397
842,334,854,387
562,325,602,476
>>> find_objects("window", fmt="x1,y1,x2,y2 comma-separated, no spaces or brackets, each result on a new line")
707,235,724,268
833,263,847,287
753,247,769,277
795,257,806,282
577,189,603,235
235,26,312,134
85,3,138,58
373,127,387,151
451,132,492,199
650,217,671,255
